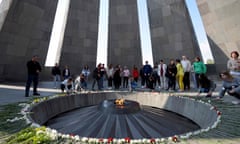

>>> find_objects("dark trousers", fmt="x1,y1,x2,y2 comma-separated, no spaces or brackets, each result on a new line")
25,74,39,96
123,77,129,88
141,76,144,86
108,77,113,87
195,73,201,88
143,74,150,87
228,92,240,99
183,72,190,89
134,77,138,82
61,84,72,92
168,75,176,90
92,79,97,90
92,78,102,90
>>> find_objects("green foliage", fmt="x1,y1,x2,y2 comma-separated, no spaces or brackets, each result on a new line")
0,104,27,135
7,127,52,144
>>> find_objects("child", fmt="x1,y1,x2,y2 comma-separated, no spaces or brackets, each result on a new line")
129,77,137,91
148,75,155,90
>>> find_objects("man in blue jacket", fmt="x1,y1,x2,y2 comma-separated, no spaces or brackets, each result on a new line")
142,61,152,88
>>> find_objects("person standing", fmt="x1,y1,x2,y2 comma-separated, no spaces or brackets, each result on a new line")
152,63,160,88
81,65,91,81
227,51,240,77
62,65,71,80
176,59,184,92
25,55,42,97
158,60,167,89
139,65,145,88
193,56,206,89
132,65,139,83
106,64,114,89
181,56,191,90
51,63,61,88
113,65,122,89
166,59,177,91
122,66,130,88
142,61,152,88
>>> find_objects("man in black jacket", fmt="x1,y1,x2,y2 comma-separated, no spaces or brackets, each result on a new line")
51,63,61,88
25,55,42,97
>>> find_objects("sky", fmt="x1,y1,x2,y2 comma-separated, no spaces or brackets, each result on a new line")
185,0,214,63
44,0,214,66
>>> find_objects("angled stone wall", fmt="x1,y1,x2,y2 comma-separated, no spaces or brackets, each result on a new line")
0,0,58,81
196,0,240,72
60,0,99,75
148,0,199,64
108,0,142,68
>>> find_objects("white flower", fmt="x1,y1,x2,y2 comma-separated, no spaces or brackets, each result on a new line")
193,130,201,135
103,138,108,143
155,138,160,143
168,137,172,141
81,137,88,142
74,135,80,141
180,135,188,139
160,138,165,142
113,138,117,143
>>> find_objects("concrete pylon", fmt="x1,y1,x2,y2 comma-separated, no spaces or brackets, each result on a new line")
0,0,198,81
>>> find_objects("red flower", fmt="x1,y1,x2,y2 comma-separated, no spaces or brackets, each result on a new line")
217,111,221,115
172,136,178,142
125,137,131,143
108,137,113,143
150,138,155,143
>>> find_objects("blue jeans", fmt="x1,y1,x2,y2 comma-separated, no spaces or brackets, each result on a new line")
53,74,61,88
25,74,39,96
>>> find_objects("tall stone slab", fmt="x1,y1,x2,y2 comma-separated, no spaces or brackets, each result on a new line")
108,0,142,68
147,0,198,64
0,0,58,81
60,0,99,76
196,0,240,72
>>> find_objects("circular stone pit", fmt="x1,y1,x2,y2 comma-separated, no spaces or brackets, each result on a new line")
28,92,219,139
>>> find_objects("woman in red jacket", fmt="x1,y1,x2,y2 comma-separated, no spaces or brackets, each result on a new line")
132,65,139,82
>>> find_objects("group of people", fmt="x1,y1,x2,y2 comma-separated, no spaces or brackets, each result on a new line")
24,51,240,103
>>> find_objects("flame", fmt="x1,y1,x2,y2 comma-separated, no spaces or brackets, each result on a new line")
115,98,125,106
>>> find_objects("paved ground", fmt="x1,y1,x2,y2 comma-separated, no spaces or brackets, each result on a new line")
0,78,239,106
